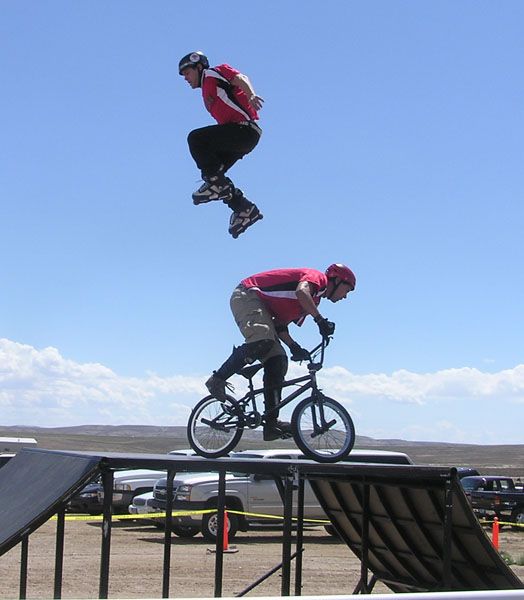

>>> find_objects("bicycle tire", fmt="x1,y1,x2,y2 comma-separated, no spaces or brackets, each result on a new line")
187,394,244,458
291,394,355,463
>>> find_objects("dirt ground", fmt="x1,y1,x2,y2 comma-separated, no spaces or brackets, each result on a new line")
0,518,522,599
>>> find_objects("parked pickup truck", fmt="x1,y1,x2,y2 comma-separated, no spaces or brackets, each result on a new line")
68,449,194,515
69,469,165,515
460,475,524,527
149,448,414,541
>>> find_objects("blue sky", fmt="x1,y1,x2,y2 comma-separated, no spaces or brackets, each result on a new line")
1,1,523,444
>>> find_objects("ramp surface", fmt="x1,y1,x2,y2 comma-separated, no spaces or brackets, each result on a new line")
0,449,100,556
309,467,523,593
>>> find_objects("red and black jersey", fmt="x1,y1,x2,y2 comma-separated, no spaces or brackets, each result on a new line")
241,268,327,326
201,64,259,125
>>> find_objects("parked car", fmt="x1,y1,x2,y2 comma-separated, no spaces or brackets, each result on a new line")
128,491,158,520
69,449,196,515
455,467,480,479
150,448,414,541
129,489,204,538
460,475,524,527
68,469,165,515
68,480,104,514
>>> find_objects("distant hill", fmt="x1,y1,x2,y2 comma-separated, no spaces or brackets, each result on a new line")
0,424,450,444
0,424,189,437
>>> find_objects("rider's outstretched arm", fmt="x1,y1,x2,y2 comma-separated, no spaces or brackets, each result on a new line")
296,282,323,321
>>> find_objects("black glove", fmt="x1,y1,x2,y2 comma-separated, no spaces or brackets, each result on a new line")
290,342,311,362
315,316,335,338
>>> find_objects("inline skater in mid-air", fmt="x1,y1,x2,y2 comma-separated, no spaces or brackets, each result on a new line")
203,264,356,440
179,51,264,238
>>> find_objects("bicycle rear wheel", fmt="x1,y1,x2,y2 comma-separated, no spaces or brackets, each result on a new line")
292,394,355,463
187,395,244,458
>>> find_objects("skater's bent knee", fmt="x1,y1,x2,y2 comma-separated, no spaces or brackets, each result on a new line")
187,128,208,147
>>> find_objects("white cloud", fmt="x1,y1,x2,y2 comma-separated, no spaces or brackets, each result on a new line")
315,364,524,405
1,338,523,442
0,339,206,426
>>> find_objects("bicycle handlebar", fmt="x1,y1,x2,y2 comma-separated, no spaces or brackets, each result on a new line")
289,336,331,366
306,335,332,368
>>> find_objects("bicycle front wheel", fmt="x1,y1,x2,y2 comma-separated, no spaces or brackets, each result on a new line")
292,394,355,463
187,395,244,458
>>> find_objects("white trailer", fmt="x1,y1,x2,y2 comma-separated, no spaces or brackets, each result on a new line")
0,437,38,453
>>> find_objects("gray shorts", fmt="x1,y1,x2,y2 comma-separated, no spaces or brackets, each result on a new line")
230,284,286,362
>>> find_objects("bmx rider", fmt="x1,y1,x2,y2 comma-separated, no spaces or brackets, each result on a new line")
204,264,356,441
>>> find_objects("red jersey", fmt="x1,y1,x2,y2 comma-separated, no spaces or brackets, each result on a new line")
241,268,328,326
201,64,259,125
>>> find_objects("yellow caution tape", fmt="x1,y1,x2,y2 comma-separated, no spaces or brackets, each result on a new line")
51,509,216,522
225,509,330,524
479,518,524,529
52,508,329,524
54,512,521,529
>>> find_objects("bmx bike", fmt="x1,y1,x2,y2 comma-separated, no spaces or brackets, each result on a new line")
187,337,355,463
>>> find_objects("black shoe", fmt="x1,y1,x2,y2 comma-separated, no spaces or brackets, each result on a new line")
205,374,234,402
228,203,263,238
276,419,292,433
263,420,292,441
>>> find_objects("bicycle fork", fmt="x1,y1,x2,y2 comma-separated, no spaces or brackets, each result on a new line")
309,374,337,438
310,399,337,438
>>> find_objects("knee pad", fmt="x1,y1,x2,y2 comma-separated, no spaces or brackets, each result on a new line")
241,339,275,364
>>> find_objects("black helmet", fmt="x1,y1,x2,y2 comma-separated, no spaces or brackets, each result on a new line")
178,51,209,75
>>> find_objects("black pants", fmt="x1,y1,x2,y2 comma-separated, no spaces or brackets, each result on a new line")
187,122,261,179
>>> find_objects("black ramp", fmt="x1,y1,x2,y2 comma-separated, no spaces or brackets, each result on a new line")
309,466,523,593
1,448,522,594
0,448,101,556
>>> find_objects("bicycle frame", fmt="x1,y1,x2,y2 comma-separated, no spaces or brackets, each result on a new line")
191,334,355,461
234,338,328,426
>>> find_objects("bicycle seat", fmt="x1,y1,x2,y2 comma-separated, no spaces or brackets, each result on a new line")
238,363,264,380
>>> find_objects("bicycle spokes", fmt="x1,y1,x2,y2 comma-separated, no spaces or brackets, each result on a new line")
187,396,244,458
310,418,337,438
292,395,355,462
308,399,334,437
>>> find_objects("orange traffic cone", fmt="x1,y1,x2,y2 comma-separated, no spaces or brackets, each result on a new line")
206,510,238,554
492,517,499,550
223,510,230,551
222,510,238,553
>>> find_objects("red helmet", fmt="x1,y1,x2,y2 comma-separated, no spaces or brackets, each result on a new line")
325,263,356,290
